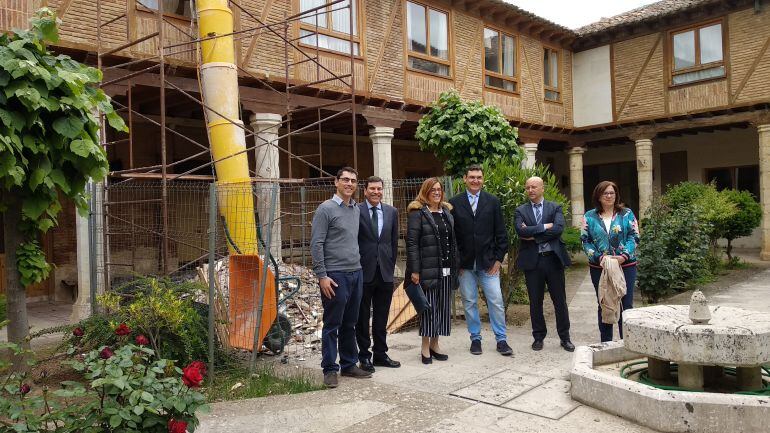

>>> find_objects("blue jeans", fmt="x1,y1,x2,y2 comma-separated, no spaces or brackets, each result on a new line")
458,268,508,342
321,270,363,373
589,265,636,342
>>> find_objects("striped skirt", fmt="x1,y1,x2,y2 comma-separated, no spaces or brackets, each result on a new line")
419,275,452,337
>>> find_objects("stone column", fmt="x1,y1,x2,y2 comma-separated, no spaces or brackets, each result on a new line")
634,137,654,218
70,206,92,322
758,124,770,261
567,146,586,227
523,142,538,169
249,113,283,261
370,126,395,205
677,363,704,391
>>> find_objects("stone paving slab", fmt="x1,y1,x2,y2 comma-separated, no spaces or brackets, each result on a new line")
450,368,550,405
199,400,394,433
502,378,579,420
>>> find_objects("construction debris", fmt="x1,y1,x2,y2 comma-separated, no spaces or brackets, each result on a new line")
197,259,416,358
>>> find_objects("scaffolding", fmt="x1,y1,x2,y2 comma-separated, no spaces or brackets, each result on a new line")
94,0,359,284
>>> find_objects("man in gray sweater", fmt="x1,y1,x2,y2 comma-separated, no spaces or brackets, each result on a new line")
311,166,371,388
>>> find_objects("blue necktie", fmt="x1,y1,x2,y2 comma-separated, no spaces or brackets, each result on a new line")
534,203,542,224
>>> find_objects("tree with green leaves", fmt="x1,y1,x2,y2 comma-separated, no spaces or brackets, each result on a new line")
479,156,570,309
720,189,762,261
415,89,521,176
0,9,126,349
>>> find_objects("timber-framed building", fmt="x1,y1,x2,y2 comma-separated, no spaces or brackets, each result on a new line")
1,0,769,305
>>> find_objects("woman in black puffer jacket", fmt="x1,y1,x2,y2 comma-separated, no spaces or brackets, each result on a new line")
406,177,459,364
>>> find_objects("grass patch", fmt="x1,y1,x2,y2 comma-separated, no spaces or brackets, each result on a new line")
724,257,752,270
205,365,324,402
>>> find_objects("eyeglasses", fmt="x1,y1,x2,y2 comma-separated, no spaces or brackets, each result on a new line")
338,177,357,184
429,187,442,193
602,192,616,197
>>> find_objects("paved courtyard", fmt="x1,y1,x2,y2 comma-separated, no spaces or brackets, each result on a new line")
198,258,770,433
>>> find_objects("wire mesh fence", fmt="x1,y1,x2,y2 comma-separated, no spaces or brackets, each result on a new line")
94,176,460,376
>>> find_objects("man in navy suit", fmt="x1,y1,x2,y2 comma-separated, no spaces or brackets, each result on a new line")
514,176,574,352
356,176,401,372
450,164,512,356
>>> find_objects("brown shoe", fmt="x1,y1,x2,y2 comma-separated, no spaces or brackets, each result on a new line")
324,372,338,388
341,366,372,378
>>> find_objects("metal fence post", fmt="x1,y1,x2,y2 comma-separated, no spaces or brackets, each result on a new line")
300,186,307,267
89,181,98,316
207,183,217,383
250,183,278,372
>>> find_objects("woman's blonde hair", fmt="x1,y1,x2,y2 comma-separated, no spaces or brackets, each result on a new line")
415,177,444,206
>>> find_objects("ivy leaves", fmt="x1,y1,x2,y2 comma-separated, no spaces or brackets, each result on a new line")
0,8,127,285
415,89,521,176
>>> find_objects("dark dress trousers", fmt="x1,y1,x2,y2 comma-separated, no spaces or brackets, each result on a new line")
514,200,571,342
449,191,509,271
356,202,399,362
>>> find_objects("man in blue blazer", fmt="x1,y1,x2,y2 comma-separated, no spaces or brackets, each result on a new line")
514,176,574,352
450,164,512,356
356,176,401,372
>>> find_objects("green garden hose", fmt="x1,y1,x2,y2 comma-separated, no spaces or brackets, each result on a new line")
619,360,770,396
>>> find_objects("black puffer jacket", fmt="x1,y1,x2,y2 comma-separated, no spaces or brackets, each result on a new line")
406,201,459,291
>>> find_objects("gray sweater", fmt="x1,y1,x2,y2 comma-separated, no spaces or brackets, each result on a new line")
311,196,361,278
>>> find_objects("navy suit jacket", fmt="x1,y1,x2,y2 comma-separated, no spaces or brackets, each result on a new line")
514,200,571,271
449,190,508,270
358,201,399,283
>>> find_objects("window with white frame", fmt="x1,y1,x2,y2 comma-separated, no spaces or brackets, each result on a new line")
298,0,360,55
671,22,724,85
405,1,450,77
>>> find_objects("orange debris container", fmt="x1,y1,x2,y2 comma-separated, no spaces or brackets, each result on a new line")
228,255,277,351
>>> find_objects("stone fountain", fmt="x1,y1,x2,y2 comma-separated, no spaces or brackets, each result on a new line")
570,291,770,433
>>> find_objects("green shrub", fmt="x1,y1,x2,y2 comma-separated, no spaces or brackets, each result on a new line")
562,226,583,256
415,89,522,176
68,277,210,365
720,189,762,260
662,181,737,242
637,200,711,302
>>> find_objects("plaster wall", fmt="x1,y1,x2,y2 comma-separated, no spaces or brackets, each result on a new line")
572,45,613,127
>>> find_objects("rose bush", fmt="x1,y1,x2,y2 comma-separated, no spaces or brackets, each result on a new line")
1,321,208,432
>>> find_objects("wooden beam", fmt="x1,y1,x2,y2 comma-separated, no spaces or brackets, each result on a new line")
578,110,770,142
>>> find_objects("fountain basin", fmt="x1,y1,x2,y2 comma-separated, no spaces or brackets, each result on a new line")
570,342,770,433
623,305,770,366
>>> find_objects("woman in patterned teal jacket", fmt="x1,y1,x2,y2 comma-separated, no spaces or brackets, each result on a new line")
581,180,640,342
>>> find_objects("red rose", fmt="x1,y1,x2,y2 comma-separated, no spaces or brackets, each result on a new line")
115,323,131,336
72,327,84,337
188,360,207,377
20,384,31,395
168,419,188,433
99,347,114,359
181,361,205,388
135,335,149,346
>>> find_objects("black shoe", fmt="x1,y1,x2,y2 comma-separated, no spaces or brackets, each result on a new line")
470,339,482,355
323,372,338,388
496,341,513,356
560,340,575,352
531,340,544,351
373,355,401,368
421,353,432,364
429,349,448,361
359,359,375,373
341,366,372,378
